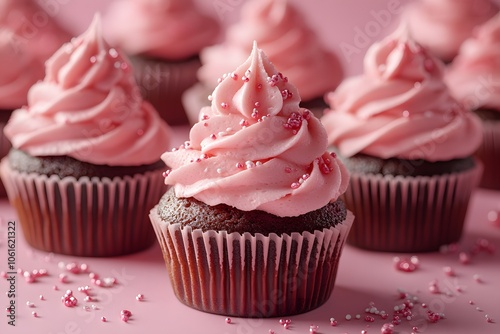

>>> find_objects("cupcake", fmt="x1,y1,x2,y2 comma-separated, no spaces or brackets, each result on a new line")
446,14,500,190
105,0,220,125
403,0,498,63
0,15,171,257
321,26,482,253
183,0,344,124
0,29,44,197
150,43,353,317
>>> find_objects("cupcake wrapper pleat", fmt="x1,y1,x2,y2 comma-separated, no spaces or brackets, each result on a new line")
343,162,482,252
0,159,165,256
0,122,11,197
150,209,353,317
476,121,500,190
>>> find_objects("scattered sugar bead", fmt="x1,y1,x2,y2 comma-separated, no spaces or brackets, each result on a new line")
380,323,394,334
66,262,80,274
412,327,419,332
345,314,352,320
476,306,483,312
121,310,132,317
393,257,418,272
365,316,375,322
26,301,34,308
83,306,90,312
92,305,99,310
469,300,475,305
121,315,129,323
487,210,500,226
402,110,410,118
53,285,59,291
136,294,144,301
279,319,285,325
220,102,228,109
283,323,290,330
309,325,319,333
443,266,455,277
473,274,483,283
84,296,93,302
291,182,300,189
24,271,35,283
101,316,107,322
362,330,368,334
225,317,232,324
459,252,471,264
230,72,238,80
59,273,69,283
355,314,361,319
32,311,38,318
0,271,7,278
39,295,44,301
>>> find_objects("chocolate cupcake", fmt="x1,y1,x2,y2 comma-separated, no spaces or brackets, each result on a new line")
150,43,352,317
0,15,171,257
446,13,500,190
104,0,220,125
322,26,482,253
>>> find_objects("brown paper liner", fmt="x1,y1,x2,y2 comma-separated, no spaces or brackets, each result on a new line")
0,159,166,257
150,208,353,317
129,55,201,126
343,162,482,252
0,112,13,197
476,120,500,190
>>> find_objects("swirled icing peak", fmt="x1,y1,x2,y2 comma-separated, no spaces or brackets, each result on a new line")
0,0,71,62
105,0,220,60
162,42,349,217
445,13,500,111
404,0,498,62
0,28,44,109
321,26,482,161
197,0,343,101
4,14,171,166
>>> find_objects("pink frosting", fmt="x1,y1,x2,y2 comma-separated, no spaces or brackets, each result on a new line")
404,0,498,62
0,0,70,62
105,0,220,60
321,27,482,162
197,0,343,101
4,15,171,166
445,13,500,111
162,43,349,217
0,29,44,110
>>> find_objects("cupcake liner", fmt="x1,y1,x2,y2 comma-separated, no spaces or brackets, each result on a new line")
0,114,13,197
0,159,166,257
476,120,500,190
150,208,353,317
129,55,201,126
343,162,481,252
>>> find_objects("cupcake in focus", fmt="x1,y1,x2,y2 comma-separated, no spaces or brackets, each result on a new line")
105,0,220,125
0,15,171,257
446,14,500,190
322,27,482,252
183,0,343,124
0,29,44,197
403,0,498,63
150,43,352,317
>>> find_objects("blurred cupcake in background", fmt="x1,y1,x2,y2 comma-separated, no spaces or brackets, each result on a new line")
183,0,344,124
0,15,171,257
403,0,498,63
322,26,482,252
105,0,220,125
446,13,500,190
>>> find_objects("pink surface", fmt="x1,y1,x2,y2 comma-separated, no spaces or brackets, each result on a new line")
1,126,500,334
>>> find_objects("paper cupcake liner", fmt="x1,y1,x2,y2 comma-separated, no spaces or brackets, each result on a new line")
150,208,354,317
476,120,500,190
342,163,482,252
0,124,10,197
0,159,166,257
129,55,201,126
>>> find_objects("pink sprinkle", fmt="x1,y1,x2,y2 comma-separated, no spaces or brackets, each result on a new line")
469,300,475,305
121,310,132,318
59,273,68,283
365,316,375,322
0,271,7,278
32,311,38,318
459,252,471,264
210,134,217,140
269,331,275,334
136,294,144,301
230,72,238,80
381,323,395,334
284,167,292,173
309,325,319,333
101,316,107,322
361,331,368,334
24,271,35,283
121,315,129,323
473,274,483,283
220,102,228,109
26,301,34,308
66,262,80,274
283,323,290,329
393,257,418,272
443,266,456,277
225,317,232,324
39,295,44,301
487,210,500,226
53,285,59,291
84,296,93,302
291,182,300,189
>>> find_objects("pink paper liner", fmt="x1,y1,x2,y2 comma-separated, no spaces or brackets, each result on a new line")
0,121,11,197
150,208,353,318
476,120,500,190
343,162,482,252
0,159,166,257
129,55,201,126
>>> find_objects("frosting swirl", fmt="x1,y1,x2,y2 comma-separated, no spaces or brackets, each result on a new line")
197,0,343,101
105,0,220,60
0,29,44,109
404,0,498,62
5,15,171,166
162,43,349,217
321,27,482,161
445,13,500,111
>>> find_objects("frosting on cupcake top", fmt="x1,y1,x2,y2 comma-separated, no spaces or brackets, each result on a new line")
197,0,343,101
445,13,500,111
321,26,482,162
0,29,44,110
0,0,71,62
105,0,220,60
162,43,349,217
404,0,498,62
4,15,171,166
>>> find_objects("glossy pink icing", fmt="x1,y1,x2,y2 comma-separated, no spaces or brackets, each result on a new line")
445,13,500,111
322,27,482,161
105,0,220,60
4,15,171,166
0,0,70,62
162,43,349,217
197,0,343,101
404,0,498,62
0,28,44,110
